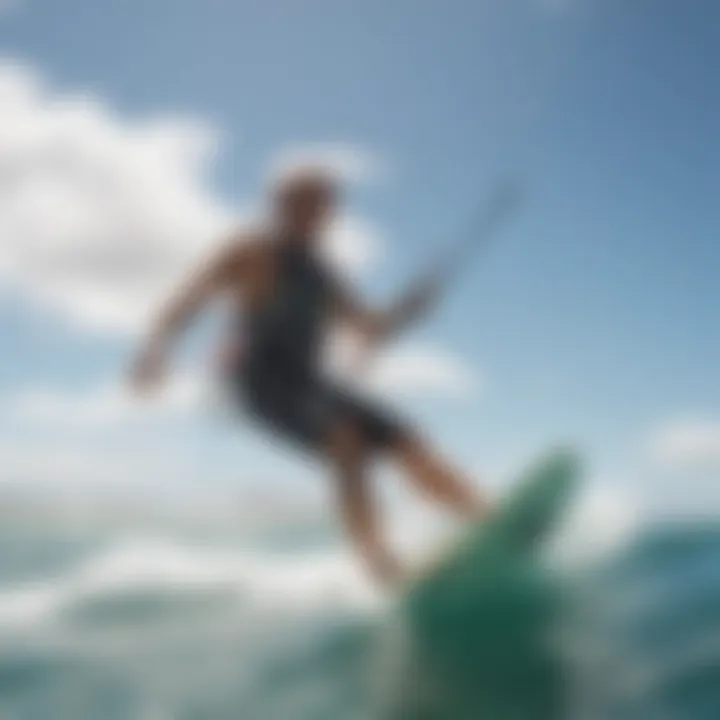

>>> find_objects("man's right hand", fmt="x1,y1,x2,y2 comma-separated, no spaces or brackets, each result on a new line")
384,276,442,341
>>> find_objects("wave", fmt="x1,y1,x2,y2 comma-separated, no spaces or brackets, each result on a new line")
0,500,717,719
0,537,381,634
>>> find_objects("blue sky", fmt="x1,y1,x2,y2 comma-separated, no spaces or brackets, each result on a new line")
0,0,718,510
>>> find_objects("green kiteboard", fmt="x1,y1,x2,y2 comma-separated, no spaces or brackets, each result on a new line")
380,449,581,720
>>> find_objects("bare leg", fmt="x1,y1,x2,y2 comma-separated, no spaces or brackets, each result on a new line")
327,423,401,587
392,432,489,520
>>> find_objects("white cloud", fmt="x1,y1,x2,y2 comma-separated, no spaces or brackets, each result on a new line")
3,371,212,430
646,417,720,470
0,61,235,333
0,442,185,487
0,62,380,334
368,342,476,398
326,329,476,400
637,417,720,516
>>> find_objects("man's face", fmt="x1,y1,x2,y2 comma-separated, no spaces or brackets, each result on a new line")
278,183,336,239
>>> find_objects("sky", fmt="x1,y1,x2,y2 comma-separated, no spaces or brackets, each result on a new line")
0,0,718,516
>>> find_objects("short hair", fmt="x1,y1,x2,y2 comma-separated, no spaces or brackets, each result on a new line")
267,159,340,202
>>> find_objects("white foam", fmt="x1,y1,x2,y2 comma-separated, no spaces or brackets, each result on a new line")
0,537,382,632
549,480,642,566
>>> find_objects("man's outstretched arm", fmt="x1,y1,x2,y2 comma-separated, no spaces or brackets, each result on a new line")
332,273,439,345
129,237,245,392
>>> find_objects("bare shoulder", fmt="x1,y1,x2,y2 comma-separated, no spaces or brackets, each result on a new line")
218,226,264,259
214,226,274,274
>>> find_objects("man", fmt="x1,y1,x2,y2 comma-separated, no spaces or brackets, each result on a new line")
130,164,487,586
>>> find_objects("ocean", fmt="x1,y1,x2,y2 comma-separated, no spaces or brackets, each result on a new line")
0,488,717,720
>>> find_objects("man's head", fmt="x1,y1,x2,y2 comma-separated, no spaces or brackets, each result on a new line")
270,163,339,240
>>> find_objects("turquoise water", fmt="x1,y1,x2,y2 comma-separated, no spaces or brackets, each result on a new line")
0,507,718,719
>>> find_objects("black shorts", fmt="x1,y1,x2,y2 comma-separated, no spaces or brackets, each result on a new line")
232,363,405,454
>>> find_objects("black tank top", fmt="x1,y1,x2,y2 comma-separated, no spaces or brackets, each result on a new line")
243,242,331,377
